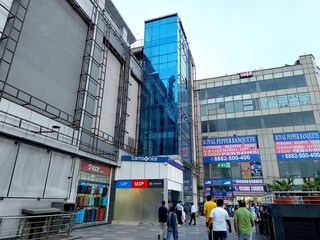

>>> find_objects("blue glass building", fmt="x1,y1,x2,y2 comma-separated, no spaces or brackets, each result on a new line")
139,14,195,202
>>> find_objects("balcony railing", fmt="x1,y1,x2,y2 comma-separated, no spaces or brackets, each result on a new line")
262,191,320,205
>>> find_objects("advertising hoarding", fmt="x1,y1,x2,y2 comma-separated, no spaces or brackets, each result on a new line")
202,135,259,163
273,131,320,160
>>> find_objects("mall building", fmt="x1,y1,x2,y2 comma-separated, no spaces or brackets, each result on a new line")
0,0,197,228
195,54,320,202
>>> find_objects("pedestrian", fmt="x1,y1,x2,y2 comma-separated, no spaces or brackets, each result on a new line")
189,202,196,225
175,201,184,224
233,200,255,240
203,195,217,240
206,199,232,240
158,200,168,240
167,206,178,240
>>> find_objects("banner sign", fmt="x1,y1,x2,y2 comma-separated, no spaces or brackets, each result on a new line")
232,178,265,194
241,162,263,178
116,180,131,188
204,179,232,186
202,135,259,163
148,179,164,188
131,180,149,188
80,160,111,176
116,179,164,189
121,155,184,170
273,131,320,160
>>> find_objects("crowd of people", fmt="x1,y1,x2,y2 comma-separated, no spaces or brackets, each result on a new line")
157,200,196,240
158,197,261,240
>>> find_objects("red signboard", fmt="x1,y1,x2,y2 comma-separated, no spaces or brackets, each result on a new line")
239,71,253,78
131,180,149,188
80,160,110,176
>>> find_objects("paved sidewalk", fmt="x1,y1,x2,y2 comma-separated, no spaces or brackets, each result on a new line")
70,216,266,240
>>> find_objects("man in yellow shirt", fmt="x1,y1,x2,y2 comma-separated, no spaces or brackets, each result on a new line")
203,195,217,240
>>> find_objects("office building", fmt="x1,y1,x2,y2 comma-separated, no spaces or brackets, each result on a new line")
113,13,198,223
195,54,320,201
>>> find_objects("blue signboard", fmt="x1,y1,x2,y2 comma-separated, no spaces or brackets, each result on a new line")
204,179,232,186
121,155,184,170
116,180,131,188
273,131,320,160
202,135,260,163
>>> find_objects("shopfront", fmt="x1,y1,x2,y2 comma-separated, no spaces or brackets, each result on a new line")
113,155,184,224
74,160,112,225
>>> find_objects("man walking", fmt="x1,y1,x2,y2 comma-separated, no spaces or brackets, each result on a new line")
167,206,178,240
175,201,184,224
203,195,217,240
189,203,196,225
233,200,255,240
207,199,232,240
158,200,168,240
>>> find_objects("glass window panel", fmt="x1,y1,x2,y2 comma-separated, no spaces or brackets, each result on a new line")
200,105,208,116
301,160,315,178
314,160,320,177
264,114,282,128
159,44,168,55
298,93,311,105
247,82,257,94
291,112,304,126
264,74,273,80
278,161,290,178
231,162,241,179
259,98,268,109
199,90,206,100
288,94,300,106
278,95,289,108
273,72,283,78
303,111,315,125
245,116,259,129
217,119,227,132
209,120,217,132
293,70,304,75
288,161,303,178
226,119,236,131
236,118,246,130
267,96,279,108
294,75,307,87
201,121,208,133
256,76,263,81
234,101,243,112
283,71,293,77
259,79,275,92
275,78,288,90
280,113,293,127
225,102,234,113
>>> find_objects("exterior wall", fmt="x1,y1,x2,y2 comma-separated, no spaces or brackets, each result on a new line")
0,136,80,215
125,75,140,149
0,1,13,37
6,0,87,116
196,55,320,198
100,51,121,136
0,0,143,225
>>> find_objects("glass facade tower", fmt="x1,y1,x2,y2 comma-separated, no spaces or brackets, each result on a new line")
140,14,194,201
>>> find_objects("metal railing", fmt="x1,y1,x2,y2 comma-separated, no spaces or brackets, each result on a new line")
261,191,320,204
0,213,74,239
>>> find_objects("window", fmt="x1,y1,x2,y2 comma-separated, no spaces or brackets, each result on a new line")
291,112,304,126
259,79,275,91
303,111,315,125
201,121,208,133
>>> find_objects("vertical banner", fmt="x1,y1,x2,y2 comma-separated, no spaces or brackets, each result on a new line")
202,135,259,163
273,131,320,160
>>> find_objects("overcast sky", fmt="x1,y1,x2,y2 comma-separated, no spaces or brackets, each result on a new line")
113,0,320,80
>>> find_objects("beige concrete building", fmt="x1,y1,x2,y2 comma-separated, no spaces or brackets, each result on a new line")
195,54,320,200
